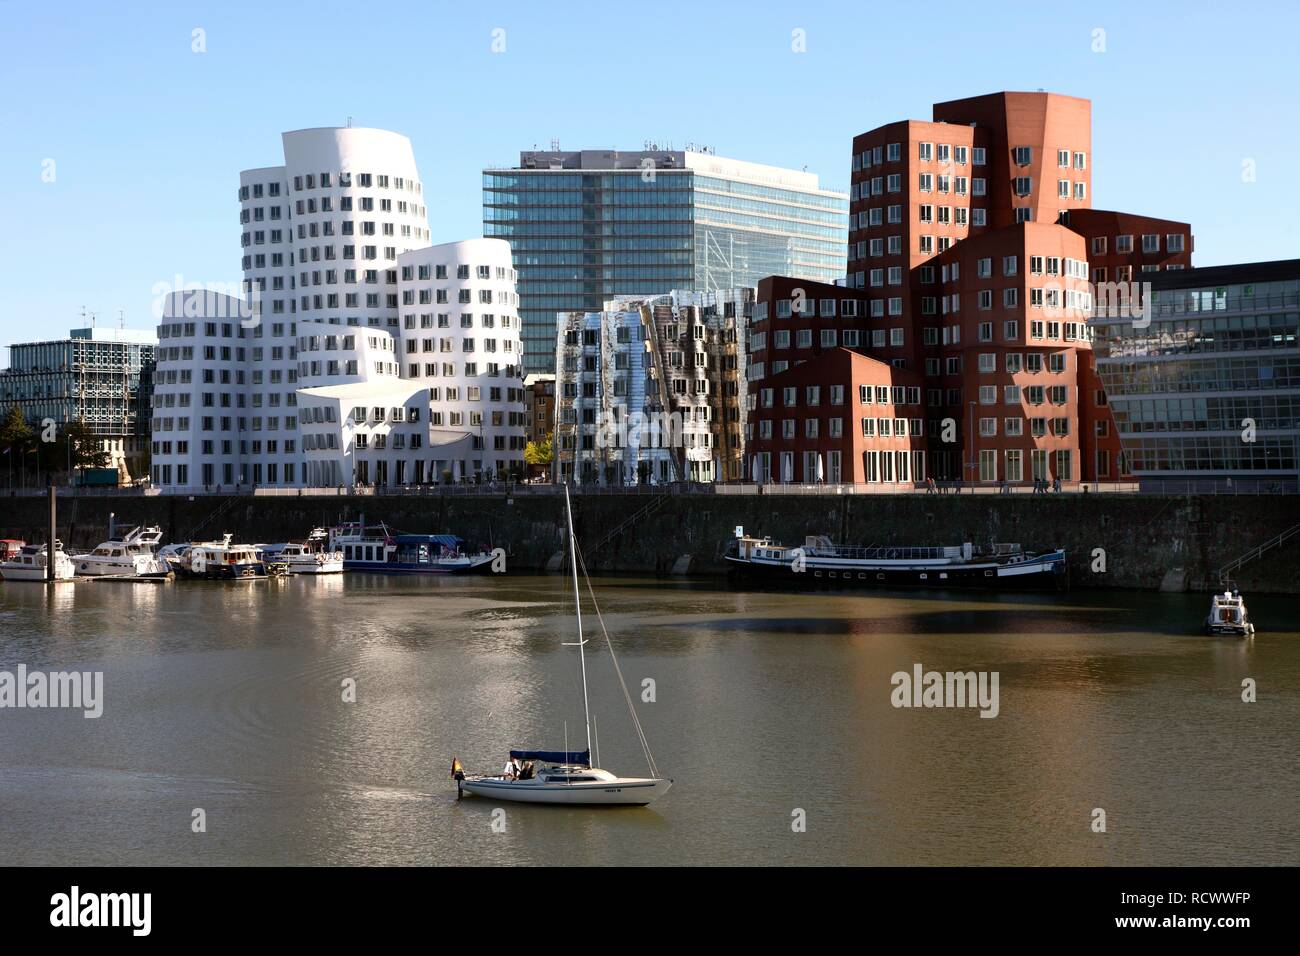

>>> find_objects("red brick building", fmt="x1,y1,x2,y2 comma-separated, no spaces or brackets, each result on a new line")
746,91,1194,486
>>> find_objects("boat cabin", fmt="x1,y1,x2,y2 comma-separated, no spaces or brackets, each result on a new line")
1211,591,1248,626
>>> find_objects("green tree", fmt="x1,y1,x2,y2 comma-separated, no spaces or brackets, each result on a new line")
0,406,34,487
61,420,111,473
524,432,554,467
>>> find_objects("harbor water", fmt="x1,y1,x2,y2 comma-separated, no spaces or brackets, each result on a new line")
1,574,1296,866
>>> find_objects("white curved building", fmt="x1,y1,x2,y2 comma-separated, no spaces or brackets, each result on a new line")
150,291,252,488
234,127,432,487
150,128,526,491
393,238,525,481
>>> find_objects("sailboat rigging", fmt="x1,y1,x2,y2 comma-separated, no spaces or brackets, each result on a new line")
451,485,672,806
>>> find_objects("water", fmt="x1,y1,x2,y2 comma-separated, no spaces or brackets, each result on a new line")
0,574,1296,866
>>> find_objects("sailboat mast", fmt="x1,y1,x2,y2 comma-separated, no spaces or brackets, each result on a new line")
563,484,594,766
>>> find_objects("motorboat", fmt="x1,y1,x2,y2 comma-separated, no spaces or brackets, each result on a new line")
259,528,344,575
0,542,76,582
726,532,1067,590
329,518,494,574
168,534,266,580
72,525,171,578
453,485,671,807
156,543,191,574
1205,588,1255,637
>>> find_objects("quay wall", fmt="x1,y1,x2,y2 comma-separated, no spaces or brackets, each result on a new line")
2,491,1299,594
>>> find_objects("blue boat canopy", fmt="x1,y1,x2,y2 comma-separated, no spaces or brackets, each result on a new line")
510,749,590,765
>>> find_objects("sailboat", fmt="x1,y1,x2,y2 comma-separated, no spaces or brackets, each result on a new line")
453,485,672,806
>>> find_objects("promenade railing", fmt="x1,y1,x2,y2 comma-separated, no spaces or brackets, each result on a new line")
5,477,1296,498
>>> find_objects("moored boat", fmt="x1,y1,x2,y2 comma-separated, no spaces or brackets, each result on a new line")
260,529,344,575
725,532,1066,590
169,534,267,580
329,519,494,574
1205,587,1254,637
72,525,171,578
0,542,76,582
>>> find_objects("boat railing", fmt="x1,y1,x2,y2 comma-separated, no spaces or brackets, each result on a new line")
803,545,962,561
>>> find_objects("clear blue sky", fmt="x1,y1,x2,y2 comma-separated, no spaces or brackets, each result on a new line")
2,0,1296,351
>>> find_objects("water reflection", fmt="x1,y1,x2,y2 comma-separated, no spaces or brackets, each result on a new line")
0,574,1296,865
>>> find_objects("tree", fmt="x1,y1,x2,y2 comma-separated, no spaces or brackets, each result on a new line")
61,420,111,473
524,432,554,467
0,407,34,487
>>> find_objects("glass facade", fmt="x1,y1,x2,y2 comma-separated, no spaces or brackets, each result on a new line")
0,330,155,437
484,154,846,374
1092,264,1300,483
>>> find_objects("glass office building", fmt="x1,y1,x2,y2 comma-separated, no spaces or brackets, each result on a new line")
0,326,157,480
484,149,847,373
1091,259,1300,487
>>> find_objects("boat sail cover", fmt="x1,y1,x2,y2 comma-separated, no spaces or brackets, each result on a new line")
509,749,590,764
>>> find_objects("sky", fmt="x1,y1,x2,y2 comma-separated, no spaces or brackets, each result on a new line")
1,0,1297,352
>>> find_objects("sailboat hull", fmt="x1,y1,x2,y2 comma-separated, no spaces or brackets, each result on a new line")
460,776,672,806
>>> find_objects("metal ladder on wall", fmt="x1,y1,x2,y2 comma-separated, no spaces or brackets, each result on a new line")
1215,521,1300,586
184,494,244,542
584,493,672,558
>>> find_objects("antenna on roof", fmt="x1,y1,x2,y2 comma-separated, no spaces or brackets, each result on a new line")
118,309,125,330
346,116,353,127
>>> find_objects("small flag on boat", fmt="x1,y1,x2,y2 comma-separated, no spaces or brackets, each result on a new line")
450,757,463,778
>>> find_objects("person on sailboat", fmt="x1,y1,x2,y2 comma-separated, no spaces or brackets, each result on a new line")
501,756,520,780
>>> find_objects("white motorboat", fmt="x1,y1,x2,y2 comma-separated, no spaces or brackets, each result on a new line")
1205,587,1255,637
169,534,267,580
72,525,171,578
260,529,344,575
156,543,191,574
453,485,671,807
0,542,75,582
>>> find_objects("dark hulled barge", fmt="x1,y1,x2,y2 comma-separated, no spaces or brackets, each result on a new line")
725,534,1066,590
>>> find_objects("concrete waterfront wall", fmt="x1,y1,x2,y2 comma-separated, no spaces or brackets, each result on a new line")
2,490,1299,594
